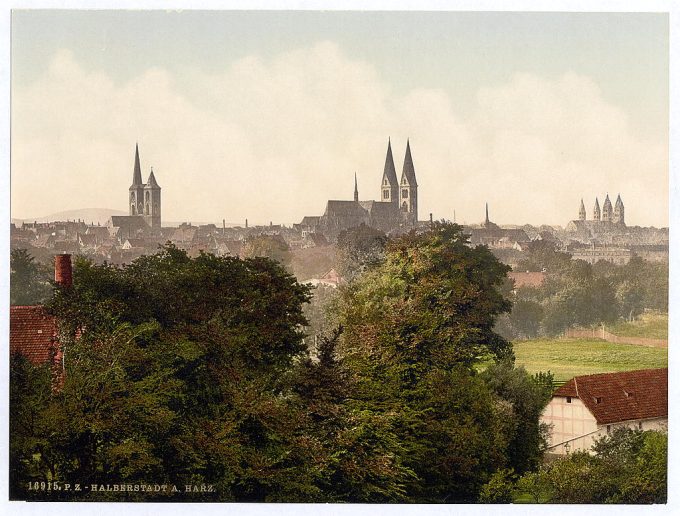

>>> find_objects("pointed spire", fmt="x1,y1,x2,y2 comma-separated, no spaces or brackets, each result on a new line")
354,172,359,202
146,167,160,188
382,138,398,187
615,194,623,206
400,138,417,186
579,198,586,220
131,143,143,186
485,202,489,224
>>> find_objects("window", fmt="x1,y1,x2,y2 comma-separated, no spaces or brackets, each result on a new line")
402,189,408,199
566,396,572,404
383,190,389,200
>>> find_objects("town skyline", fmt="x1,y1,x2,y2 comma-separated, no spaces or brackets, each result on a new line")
11,11,669,227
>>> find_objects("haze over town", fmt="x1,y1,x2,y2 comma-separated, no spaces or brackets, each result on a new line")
11,11,668,228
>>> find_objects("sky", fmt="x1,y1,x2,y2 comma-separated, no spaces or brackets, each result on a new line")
10,10,670,227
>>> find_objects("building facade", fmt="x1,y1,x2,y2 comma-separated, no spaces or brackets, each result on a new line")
542,368,668,455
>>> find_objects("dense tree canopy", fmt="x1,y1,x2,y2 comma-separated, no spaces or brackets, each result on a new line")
333,223,523,502
335,223,388,281
10,248,52,306
516,428,667,504
499,247,668,339
13,230,647,503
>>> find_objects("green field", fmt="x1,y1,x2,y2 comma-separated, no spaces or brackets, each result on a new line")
607,312,668,339
513,338,668,383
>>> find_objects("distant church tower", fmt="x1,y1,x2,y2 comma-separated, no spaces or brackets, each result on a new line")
602,194,613,223
129,144,161,229
381,139,399,208
399,139,418,224
354,173,359,202
613,194,625,225
144,168,161,229
129,144,145,217
579,199,586,221
593,198,601,221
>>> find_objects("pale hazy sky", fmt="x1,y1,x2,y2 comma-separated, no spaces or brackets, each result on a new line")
10,10,669,227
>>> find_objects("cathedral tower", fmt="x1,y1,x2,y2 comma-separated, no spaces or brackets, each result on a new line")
399,140,418,225
593,198,601,221
381,139,399,208
129,144,144,216
613,194,625,225
129,144,161,229
579,199,586,221
143,168,161,229
602,194,613,222
354,173,359,202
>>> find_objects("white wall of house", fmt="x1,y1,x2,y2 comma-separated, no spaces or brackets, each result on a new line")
542,396,599,454
542,396,668,455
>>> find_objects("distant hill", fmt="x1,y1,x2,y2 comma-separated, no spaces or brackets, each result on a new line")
12,208,127,226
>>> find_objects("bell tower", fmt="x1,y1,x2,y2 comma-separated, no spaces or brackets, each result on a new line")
380,138,399,208
399,140,418,225
143,168,161,229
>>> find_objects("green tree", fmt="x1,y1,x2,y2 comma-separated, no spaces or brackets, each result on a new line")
10,248,52,305
9,354,54,500
14,245,316,501
481,362,553,474
336,223,388,281
518,428,668,504
335,222,514,501
478,468,516,503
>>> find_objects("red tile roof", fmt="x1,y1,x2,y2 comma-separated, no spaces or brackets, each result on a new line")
10,306,58,365
554,368,668,425
508,271,545,288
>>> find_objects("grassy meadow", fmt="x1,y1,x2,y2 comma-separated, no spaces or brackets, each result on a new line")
513,338,668,383
607,311,668,339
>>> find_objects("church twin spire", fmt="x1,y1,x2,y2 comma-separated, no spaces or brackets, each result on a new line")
129,144,161,228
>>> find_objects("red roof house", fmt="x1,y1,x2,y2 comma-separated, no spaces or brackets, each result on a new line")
542,368,668,454
10,306,59,365
10,254,72,368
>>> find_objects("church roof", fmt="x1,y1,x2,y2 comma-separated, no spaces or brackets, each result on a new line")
603,194,613,210
381,139,399,187
324,200,368,218
400,139,417,187
615,194,623,207
131,144,143,187
109,216,150,231
359,200,399,217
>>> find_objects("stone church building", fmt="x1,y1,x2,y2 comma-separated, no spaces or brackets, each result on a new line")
297,139,420,240
107,144,162,236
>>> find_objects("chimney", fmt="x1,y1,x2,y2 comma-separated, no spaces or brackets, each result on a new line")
54,254,73,288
